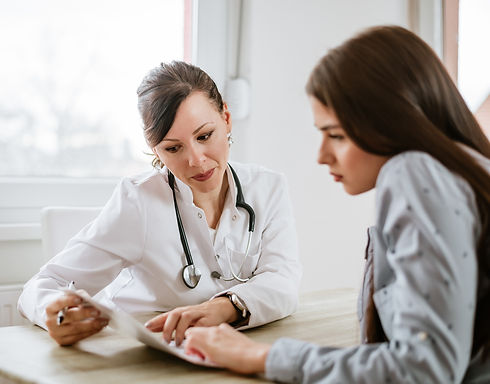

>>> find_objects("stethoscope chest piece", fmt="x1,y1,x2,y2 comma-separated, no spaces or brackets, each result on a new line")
182,264,201,288
169,164,255,289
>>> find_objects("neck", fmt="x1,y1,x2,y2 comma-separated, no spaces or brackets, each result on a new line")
193,172,229,229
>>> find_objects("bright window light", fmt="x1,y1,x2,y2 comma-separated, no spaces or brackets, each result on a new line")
0,0,186,177
458,0,490,112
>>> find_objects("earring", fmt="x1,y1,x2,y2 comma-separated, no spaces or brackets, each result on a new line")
227,133,234,145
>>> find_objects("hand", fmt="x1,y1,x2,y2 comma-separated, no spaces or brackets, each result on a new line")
145,297,238,346
184,323,271,374
45,292,109,346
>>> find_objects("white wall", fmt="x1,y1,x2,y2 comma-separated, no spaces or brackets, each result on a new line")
0,0,413,295
231,0,409,292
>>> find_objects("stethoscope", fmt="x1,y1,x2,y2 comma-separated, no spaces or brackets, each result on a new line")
168,164,255,288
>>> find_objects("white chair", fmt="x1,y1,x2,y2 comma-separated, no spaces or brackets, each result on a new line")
41,206,101,261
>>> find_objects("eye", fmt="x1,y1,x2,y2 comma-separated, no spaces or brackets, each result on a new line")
165,145,180,153
328,133,345,140
197,130,213,141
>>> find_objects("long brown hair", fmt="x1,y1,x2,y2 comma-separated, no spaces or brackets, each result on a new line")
137,61,224,167
306,25,490,356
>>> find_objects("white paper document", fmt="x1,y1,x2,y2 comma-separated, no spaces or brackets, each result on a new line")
63,289,218,367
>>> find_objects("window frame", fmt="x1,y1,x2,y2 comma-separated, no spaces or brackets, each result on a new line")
0,0,231,240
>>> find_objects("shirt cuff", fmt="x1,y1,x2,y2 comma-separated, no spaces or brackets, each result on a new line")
265,338,310,383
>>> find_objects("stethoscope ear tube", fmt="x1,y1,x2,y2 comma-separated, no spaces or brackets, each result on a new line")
229,166,255,232
168,172,194,268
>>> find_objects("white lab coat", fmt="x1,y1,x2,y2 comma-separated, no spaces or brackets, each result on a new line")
18,162,302,330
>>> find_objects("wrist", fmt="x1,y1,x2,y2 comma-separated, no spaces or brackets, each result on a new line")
249,342,270,373
213,296,239,323
225,292,250,327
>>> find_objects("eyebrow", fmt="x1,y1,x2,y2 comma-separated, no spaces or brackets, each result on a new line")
162,122,213,142
317,124,341,131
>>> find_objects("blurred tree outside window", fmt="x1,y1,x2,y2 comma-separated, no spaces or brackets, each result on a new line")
0,0,185,177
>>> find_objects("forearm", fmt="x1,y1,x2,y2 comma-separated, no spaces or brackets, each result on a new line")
244,341,270,374
265,337,465,384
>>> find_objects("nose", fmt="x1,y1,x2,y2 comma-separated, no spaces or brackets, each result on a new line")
187,144,206,167
317,135,334,165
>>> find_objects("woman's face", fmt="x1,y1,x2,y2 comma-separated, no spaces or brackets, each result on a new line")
153,92,232,195
309,96,389,195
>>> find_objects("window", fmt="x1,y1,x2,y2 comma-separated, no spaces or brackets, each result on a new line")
458,0,490,136
0,0,231,233
0,0,187,178
441,0,490,136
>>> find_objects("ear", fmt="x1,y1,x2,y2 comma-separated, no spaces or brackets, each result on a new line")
222,102,232,132
151,147,164,168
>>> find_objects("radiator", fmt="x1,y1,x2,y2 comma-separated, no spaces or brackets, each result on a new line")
0,284,29,327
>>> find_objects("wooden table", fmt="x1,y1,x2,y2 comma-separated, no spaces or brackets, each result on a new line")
0,289,359,383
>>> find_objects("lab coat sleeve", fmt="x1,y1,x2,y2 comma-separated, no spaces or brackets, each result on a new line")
18,178,146,329
221,173,302,328
265,153,479,383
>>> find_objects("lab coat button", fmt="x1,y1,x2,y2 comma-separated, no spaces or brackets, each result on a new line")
198,212,203,219
232,215,237,221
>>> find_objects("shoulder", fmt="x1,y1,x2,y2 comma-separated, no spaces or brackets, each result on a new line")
376,151,475,204
375,151,480,232
378,151,450,185
125,168,164,186
115,169,168,201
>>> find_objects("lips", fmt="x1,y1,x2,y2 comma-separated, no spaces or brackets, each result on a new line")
330,172,343,182
192,168,215,182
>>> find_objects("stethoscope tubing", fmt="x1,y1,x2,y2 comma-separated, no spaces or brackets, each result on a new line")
219,230,253,282
168,171,194,268
168,164,255,288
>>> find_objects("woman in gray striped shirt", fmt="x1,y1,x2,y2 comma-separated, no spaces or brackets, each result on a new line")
184,25,490,383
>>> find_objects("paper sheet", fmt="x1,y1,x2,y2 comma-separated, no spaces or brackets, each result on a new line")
63,288,218,367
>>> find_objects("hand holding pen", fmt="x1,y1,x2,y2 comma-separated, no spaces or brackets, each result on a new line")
45,281,109,346
57,280,76,325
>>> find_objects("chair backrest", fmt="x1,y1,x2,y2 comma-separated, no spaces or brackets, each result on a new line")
41,206,101,262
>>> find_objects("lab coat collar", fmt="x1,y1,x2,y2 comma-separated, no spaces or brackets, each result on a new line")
160,166,194,205
159,165,241,216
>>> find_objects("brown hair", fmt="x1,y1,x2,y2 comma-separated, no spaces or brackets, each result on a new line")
306,25,490,356
137,61,224,167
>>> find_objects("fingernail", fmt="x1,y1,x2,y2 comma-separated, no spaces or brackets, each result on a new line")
74,297,82,304
144,321,153,328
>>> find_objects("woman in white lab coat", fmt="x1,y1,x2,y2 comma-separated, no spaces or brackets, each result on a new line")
18,61,301,346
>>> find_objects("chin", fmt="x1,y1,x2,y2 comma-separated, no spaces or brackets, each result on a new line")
192,174,223,194
343,184,361,195
344,185,373,195
344,189,359,196
191,180,215,192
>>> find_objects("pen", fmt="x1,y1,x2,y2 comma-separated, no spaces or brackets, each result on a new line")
57,281,76,325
